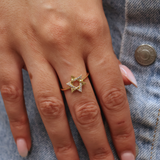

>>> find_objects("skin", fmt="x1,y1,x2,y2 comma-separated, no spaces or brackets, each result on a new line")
0,0,135,159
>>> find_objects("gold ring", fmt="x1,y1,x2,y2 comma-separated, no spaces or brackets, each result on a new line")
61,73,89,93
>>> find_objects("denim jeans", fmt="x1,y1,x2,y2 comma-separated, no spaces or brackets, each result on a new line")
0,0,160,159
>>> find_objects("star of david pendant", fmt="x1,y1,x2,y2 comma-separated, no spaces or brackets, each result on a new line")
61,73,89,93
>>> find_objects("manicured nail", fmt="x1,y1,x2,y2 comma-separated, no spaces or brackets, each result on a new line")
16,138,28,157
121,152,135,160
119,64,138,87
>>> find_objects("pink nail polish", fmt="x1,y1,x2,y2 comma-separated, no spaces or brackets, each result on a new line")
16,138,28,157
119,64,138,87
121,152,135,160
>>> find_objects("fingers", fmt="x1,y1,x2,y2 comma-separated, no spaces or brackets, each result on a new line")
119,64,137,87
87,44,136,159
0,52,31,157
55,56,114,160
118,60,137,87
24,55,79,160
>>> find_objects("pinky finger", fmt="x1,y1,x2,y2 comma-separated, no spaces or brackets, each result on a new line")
0,54,31,157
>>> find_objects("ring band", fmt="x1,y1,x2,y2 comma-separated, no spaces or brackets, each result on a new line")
61,73,89,93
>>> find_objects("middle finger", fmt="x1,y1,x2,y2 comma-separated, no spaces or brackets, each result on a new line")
54,54,114,160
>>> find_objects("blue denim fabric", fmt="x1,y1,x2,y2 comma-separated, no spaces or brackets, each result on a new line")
0,0,160,159
119,1,160,160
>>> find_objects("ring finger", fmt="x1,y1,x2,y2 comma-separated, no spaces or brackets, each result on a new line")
54,54,114,160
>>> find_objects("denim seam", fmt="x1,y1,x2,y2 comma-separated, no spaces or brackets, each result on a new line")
150,109,160,160
119,0,128,61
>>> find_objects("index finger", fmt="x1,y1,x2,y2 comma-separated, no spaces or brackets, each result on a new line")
87,41,136,159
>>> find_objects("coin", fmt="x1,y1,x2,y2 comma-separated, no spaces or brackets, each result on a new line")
135,44,157,66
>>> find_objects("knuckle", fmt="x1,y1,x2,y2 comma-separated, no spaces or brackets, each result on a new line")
79,14,104,39
55,143,72,155
38,96,64,119
75,101,100,127
101,88,127,112
1,85,22,102
112,127,133,141
33,19,71,46
93,147,112,160
10,115,28,130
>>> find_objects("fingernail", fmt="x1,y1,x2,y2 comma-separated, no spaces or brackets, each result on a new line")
121,152,135,160
16,138,28,157
119,64,138,87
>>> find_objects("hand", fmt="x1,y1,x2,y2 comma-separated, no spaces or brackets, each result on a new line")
0,0,137,159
